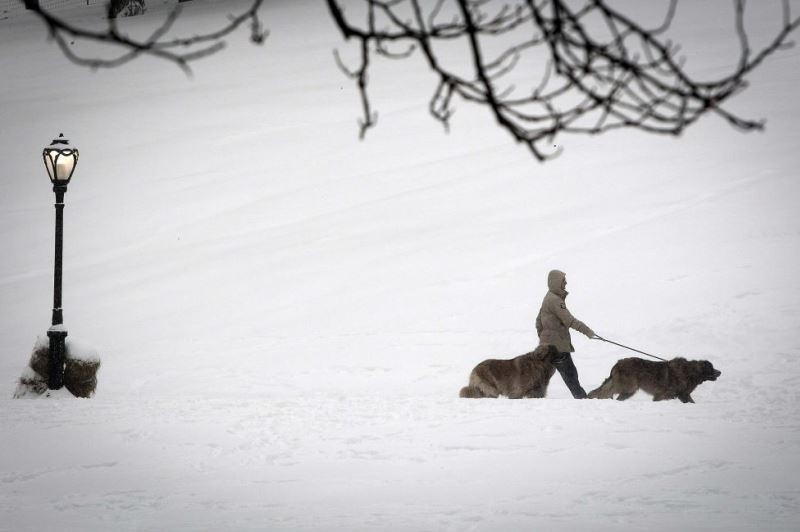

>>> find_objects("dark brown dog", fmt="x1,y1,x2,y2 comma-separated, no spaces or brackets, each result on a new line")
588,357,721,403
459,344,560,399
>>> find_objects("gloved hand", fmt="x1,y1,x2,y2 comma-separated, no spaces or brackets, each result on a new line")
574,320,596,339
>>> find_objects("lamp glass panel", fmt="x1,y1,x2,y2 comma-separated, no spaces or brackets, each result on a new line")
43,151,56,181
54,152,76,181
44,149,77,182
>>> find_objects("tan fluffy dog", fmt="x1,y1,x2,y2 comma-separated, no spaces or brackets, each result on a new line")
459,344,560,399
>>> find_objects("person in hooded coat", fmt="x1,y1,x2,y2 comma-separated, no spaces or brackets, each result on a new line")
536,270,596,399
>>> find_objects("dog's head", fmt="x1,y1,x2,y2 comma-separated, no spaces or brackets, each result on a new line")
532,344,560,365
699,360,722,382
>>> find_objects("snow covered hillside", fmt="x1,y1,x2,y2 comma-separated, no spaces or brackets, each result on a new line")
1,1,799,530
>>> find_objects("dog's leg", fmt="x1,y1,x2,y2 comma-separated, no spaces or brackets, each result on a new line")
525,385,546,398
615,391,635,401
678,393,695,403
476,381,500,398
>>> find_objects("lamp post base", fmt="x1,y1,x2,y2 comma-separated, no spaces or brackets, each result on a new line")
47,326,68,390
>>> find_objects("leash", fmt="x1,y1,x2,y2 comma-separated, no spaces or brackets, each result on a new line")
593,335,668,362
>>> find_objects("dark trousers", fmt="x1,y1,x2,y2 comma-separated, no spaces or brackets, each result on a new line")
554,352,587,399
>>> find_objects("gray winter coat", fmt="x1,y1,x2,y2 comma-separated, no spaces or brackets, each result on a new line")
536,270,594,353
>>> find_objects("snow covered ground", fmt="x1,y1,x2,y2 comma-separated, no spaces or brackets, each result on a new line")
1,1,799,530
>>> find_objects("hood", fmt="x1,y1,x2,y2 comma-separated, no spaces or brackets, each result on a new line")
547,270,567,297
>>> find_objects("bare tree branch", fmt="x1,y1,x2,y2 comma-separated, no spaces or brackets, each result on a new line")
19,0,800,161
327,0,800,161
22,0,267,73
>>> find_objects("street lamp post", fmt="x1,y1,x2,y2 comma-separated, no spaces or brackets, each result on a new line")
42,134,79,390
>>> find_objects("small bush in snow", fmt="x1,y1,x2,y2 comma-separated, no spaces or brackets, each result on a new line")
13,366,48,399
13,336,101,399
28,340,49,379
64,357,101,398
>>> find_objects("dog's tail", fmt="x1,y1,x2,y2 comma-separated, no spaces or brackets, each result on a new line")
459,386,485,398
587,376,614,399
